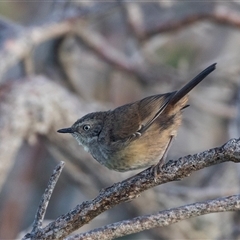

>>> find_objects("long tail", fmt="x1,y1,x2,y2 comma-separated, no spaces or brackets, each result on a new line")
138,63,216,133
169,63,216,106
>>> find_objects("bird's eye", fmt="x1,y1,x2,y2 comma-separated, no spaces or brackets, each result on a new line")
83,124,91,131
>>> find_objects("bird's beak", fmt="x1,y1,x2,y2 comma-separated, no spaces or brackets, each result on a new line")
57,127,74,134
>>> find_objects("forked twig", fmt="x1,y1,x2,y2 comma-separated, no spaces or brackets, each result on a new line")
22,161,65,240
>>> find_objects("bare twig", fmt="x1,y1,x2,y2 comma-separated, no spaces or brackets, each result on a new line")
160,185,239,199
32,161,64,232
67,194,240,240
191,94,237,119
2,3,240,85
22,161,65,240
0,20,74,80
74,23,179,85
125,3,240,40
28,138,240,239
74,24,144,78
0,2,122,82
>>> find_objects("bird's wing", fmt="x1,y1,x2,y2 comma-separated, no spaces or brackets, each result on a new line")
103,93,174,144
137,92,175,134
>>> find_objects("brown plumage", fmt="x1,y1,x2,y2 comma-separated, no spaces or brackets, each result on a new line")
58,63,216,175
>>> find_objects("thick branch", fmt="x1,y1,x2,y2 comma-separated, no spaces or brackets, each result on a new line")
0,76,103,192
32,138,240,239
68,195,240,240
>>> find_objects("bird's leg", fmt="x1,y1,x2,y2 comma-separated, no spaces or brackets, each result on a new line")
151,135,174,182
123,136,174,183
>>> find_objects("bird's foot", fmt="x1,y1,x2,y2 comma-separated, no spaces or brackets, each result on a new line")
151,161,165,182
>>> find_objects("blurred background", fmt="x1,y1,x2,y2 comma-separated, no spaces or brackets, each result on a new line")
0,1,240,239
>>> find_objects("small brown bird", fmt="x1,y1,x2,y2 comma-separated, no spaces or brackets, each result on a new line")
58,63,216,177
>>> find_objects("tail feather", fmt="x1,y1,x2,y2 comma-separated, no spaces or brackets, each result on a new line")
138,63,216,134
169,63,216,106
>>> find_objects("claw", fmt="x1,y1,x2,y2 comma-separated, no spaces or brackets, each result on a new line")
151,135,174,182
151,161,165,182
